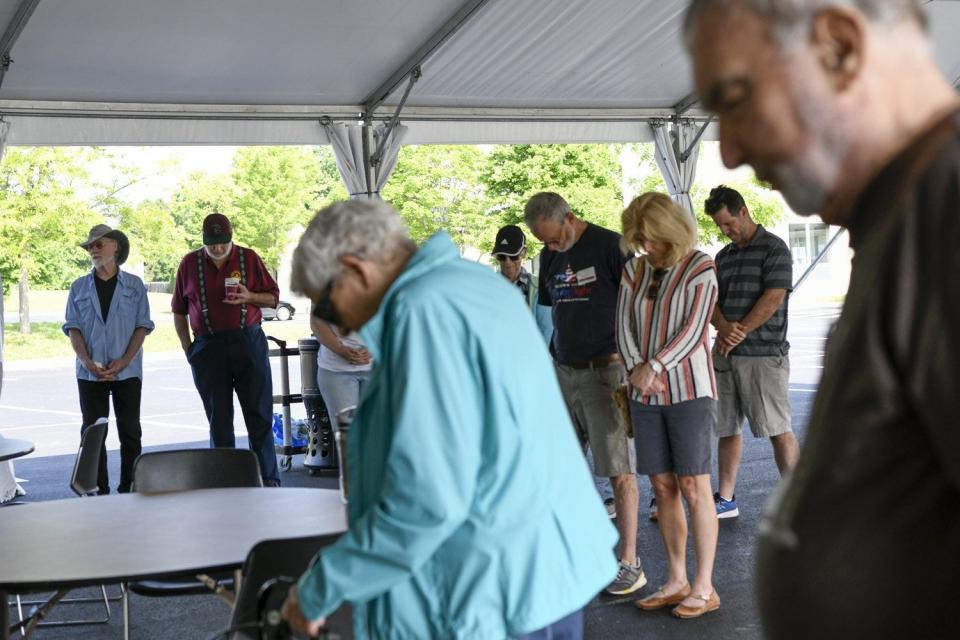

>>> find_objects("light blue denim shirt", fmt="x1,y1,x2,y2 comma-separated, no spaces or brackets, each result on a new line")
297,232,618,639
62,270,154,381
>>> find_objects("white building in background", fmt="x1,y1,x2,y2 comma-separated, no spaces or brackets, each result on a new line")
775,213,850,307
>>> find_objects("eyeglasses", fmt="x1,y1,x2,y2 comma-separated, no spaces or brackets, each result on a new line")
311,280,342,326
495,255,522,263
647,269,667,300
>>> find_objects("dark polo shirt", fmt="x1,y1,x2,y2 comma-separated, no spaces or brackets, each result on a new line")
714,225,793,356
171,245,279,336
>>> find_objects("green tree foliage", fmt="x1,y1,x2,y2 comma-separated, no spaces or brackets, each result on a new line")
230,146,324,271
313,146,349,206
481,144,624,252
382,145,491,250
169,170,237,246
0,147,104,330
119,199,188,282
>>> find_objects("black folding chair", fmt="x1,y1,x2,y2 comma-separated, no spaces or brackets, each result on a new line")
71,418,108,496
214,533,352,640
131,448,265,494
12,418,123,634
124,448,264,637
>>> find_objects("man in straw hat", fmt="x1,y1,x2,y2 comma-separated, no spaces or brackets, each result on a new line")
63,224,154,494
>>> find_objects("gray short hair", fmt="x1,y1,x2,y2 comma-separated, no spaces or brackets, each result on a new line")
523,192,573,227
290,199,414,298
683,0,926,47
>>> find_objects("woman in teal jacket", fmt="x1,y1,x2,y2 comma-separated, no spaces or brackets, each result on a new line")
285,199,618,639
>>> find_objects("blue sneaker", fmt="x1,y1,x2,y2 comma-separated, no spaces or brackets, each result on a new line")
714,492,739,519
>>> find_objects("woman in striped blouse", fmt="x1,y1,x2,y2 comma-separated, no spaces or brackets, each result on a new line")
615,192,721,619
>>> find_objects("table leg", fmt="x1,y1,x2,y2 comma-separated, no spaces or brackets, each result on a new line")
2,589,10,640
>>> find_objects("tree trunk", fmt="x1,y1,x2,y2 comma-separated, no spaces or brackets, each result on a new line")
18,264,30,335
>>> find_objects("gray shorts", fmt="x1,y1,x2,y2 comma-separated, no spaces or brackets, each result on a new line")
555,363,632,477
631,397,715,476
714,353,792,438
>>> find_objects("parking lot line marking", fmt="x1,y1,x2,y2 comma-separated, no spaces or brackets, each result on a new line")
0,404,82,417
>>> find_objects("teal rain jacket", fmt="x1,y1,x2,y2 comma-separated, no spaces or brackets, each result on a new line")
297,232,618,639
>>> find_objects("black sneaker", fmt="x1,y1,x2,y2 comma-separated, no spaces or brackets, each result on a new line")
649,497,658,522
604,498,616,519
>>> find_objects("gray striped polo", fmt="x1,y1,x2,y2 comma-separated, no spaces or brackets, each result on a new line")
714,225,792,356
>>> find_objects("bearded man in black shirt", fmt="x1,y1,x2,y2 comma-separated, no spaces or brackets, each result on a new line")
524,192,646,597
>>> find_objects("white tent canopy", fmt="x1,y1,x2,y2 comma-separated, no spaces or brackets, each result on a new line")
0,0,956,148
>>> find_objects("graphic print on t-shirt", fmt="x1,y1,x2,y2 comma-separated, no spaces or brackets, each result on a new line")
550,264,598,303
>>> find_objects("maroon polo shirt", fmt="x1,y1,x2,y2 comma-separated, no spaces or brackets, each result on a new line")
171,245,280,336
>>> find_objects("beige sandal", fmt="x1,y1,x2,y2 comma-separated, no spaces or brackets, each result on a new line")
672,590,720,619
634,583,691,610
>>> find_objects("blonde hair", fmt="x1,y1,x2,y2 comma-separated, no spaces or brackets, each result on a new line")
621,192,697,266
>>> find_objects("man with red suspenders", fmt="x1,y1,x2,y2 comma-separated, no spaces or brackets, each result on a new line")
172,212,281,485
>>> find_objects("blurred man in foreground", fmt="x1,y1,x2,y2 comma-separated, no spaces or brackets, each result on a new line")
686,0,960,636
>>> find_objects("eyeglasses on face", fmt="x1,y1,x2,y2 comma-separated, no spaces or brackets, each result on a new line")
496,255,522,263
311,280,342,326
646,269,667,300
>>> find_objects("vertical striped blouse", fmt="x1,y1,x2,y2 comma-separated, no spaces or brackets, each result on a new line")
616,250,719,405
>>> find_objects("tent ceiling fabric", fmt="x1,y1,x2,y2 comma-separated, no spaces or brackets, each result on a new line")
406,0,692,110
0,0,957,145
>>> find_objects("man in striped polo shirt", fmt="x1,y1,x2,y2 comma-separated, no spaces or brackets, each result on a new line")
705,185,799,519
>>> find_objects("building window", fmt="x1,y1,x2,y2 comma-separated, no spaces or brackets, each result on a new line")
789,222,831,265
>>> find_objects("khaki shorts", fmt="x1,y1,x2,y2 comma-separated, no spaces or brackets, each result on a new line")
714,353,792,439
555,363,633,477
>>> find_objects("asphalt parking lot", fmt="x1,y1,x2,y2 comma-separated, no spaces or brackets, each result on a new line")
1,306,838,639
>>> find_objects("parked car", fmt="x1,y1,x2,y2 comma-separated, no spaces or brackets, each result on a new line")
262,301,296,321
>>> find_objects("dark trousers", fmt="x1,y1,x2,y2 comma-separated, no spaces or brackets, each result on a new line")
77,377,143,494
188,325,279,484
515,609,583,640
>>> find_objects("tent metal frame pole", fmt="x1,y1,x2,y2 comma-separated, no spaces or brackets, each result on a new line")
369,66,420,168
673,92,699,116
792,228,847,293
0,0,41,89
362,0,496,115
678,115,713,162
361,123,375,198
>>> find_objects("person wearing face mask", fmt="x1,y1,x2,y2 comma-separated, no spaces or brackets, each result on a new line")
63,224,154,494
172,212,281,486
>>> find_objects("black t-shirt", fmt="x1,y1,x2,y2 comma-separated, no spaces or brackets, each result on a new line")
538,223,628,363
94,272,119,322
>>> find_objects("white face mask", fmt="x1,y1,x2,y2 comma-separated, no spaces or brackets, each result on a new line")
204,242,233,261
